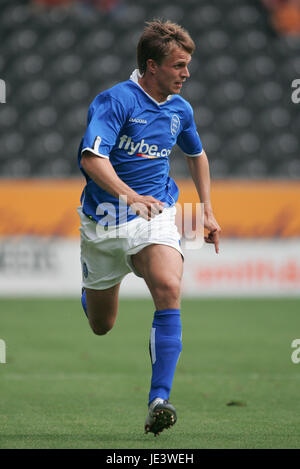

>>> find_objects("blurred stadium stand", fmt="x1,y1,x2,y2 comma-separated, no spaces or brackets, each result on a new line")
0,0,299,179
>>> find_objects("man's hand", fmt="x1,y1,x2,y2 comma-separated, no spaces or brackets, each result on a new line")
184,153,221,254
128,195,165,221
81,154,164,222
203,206,221,254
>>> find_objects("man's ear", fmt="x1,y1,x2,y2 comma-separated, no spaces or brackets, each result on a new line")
146,58,157,75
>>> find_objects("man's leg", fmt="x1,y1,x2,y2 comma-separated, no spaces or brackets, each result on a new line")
132,244,183,308
131,244,183,435
82,283,121,335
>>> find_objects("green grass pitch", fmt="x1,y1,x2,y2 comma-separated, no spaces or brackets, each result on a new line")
0,297,300,449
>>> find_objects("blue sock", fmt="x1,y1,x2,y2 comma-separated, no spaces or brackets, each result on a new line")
81,288,88,318
148,308,182,405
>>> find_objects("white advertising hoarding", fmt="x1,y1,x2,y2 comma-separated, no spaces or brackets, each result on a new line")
0,237,299,297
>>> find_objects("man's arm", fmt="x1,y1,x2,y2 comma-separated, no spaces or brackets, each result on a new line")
81,151,164,220
185,151,221,253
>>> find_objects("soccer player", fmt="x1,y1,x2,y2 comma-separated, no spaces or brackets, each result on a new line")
77,19,221,436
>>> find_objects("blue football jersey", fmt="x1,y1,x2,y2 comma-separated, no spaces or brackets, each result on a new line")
78,69,203,225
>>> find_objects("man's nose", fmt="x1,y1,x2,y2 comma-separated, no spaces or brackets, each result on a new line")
182,66,190,78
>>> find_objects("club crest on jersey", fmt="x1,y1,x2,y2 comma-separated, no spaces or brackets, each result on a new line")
170,114,180,136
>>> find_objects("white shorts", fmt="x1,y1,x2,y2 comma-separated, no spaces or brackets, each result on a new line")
78,205,183,290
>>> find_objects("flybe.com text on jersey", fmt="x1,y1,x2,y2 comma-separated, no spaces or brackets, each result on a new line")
118,134,171,158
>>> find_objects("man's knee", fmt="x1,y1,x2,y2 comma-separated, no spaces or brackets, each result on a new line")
152,277,181,304
86,305,116,336
85,285,120,336
89,319,113,336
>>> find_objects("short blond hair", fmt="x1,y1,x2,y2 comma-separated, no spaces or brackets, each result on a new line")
137,19,195,75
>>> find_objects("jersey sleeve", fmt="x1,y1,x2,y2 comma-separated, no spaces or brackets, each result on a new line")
81,94,127,159
176,105,203,157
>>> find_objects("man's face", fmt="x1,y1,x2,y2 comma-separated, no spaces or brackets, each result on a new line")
152,46,191,98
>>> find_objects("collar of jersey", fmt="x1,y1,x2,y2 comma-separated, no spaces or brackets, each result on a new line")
129,69,173,106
